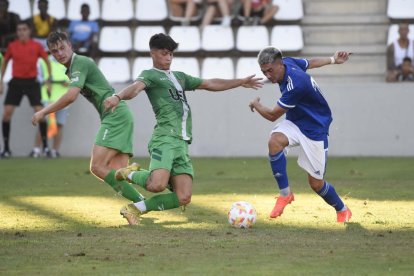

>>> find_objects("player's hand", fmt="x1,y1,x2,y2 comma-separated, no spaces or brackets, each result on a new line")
32,111,45,126
104,95,120,113
249,97,260,112
333,51,352,64
241,74,263,90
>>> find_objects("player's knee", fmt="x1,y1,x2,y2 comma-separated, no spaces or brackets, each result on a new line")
268,138,283,154
309,179,324,192
146,180,167,193
90,163,104,179
178,193,192,205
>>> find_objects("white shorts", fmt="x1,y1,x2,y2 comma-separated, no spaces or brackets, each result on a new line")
270,120,328,180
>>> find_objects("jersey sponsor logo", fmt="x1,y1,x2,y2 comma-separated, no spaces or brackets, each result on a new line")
168,88,188,103
159,77,169,81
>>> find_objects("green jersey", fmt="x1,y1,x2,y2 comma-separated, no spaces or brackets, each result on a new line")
67,53,117,119
137,68,202,142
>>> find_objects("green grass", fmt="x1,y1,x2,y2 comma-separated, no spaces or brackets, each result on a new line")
1,157,413,275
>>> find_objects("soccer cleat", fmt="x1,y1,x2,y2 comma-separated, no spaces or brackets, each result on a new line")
120,203,143,225
337,207,352,222
269,192,294,219
43,147,52,158
115,162,141,181
0,150,12,158
29,148,41,158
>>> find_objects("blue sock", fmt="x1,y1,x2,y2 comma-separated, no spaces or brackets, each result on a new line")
317,182,345,211
269,151,290,196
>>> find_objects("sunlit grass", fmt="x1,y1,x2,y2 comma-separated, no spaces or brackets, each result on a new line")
1,193,413,232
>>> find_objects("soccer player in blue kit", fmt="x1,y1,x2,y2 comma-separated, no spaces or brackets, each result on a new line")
249,47,352,222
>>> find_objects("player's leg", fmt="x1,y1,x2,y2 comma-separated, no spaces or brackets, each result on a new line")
29,80,49,155
33,105,50,156
1,104,15,157
298,135,351,222
268,121,300,218
51,108,68,157
1,79,24,157
308,174,351,222
90,144,145,202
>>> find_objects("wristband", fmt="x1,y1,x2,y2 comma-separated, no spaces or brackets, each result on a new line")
112,94,121,101
330,56,335,64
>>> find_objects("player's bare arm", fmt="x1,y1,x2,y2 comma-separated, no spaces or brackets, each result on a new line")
197,75,263,91
103,80,146,113
308,51,352,69
249,97,287,122
32,87,80,125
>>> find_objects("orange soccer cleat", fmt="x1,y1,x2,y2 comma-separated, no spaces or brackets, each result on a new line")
269,193,294,219
337,207,352,222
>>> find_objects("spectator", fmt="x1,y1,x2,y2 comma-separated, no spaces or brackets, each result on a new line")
68,3,99,60
201,0,233,30
386,23,414,82
395,57,414,82
239,0,279,25
0,0,20,50
30,0,57,50
0,21,52,158
168,0,203,25
30,55,69,158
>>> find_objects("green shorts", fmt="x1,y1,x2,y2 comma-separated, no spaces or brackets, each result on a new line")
148,135,194,178
95,103,134,156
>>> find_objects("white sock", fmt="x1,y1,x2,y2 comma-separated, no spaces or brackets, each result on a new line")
127,172,135,181
133,201,147,213
280,187,291,197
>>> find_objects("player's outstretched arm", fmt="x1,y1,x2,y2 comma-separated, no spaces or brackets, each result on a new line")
308,51,352,69
32,87,80,126
104,80,146,113
197,75,263,92
249,97,287,122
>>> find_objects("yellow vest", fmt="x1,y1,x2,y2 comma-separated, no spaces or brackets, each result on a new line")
39,56,69,102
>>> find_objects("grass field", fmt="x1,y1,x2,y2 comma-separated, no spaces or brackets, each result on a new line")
1,157,413,275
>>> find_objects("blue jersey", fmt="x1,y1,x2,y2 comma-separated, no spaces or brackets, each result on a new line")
277,57,332,141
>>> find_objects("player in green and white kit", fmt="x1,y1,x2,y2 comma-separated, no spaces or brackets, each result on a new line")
104,33,262,225
32,31,145,211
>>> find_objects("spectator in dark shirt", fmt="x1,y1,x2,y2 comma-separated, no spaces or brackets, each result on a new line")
0,21,52,158
395,57,414,82
0,0,20,50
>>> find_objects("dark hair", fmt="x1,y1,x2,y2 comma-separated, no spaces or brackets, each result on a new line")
149,33,178,51
81,3,90,9
47,31,69,47
17,20,30,28
257,46,283,65
403,57,412,63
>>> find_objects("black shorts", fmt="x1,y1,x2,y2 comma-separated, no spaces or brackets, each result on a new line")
4,78,42,107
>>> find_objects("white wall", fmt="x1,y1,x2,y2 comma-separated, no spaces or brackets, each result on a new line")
0,82,413,157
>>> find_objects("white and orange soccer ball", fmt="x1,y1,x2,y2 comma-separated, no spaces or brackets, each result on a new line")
228,201,257,228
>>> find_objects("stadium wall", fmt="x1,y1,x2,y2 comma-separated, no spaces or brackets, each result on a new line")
1,82,413,157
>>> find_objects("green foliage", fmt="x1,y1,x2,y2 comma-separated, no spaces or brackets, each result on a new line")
0,157,413,274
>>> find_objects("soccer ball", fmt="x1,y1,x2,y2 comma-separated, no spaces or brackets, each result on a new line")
228,201,257,228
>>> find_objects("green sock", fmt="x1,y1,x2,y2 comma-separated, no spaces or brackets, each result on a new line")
144,192,180,211
104,170,145,202
131,170,151,189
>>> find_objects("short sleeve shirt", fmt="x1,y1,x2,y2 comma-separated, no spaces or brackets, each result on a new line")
277,57,332,141
137,68,202,142
67,53,116,118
